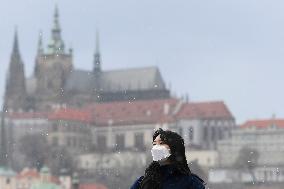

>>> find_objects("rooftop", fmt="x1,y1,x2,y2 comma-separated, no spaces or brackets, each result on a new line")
241,119,284,129
49,98,234,126
176,101,234,120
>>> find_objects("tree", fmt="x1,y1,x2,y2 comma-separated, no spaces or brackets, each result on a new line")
18,134,50,170
234,147,259,183
83,152,146,189
18,134,75,175
47,146,75,175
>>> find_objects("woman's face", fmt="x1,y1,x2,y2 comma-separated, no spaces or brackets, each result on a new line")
152,134,170,150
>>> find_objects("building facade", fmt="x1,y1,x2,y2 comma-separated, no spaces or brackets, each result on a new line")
3,112,50,169
209,166,284,184
83,99,234,152
0,167,16,189
5,98,235,156
217,119,284,168
3,97,235,179
176,101,235,150
48,108,93,155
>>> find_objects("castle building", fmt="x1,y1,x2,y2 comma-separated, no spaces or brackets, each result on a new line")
47,99,235,153
5,6,170,112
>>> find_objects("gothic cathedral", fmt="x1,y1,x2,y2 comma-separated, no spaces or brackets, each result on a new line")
4,6,170,112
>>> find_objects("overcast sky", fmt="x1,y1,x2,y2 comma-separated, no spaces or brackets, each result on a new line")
1,0,284,124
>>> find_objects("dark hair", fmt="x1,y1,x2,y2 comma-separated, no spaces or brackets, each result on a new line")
139,128,191,189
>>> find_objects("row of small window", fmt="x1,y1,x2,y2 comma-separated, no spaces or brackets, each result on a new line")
96,133,145,151
179,126,229,142
52,122,86,132
202,120,234,127
52,136,86,147
204,126,229,140
221,143,283,150
255,170,284,179
235,135,284,141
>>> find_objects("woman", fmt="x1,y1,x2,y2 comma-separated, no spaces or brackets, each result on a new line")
130,128,205,189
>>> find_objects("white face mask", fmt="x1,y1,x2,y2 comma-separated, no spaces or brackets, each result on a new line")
151,145,171,162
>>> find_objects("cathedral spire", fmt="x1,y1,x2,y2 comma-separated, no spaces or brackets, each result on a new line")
6,29,27,112
93,30,101,73
37,31,44,55
12,28,20,55
47,5,65,54
53,4,60,32
96,30,100,54
10,28,22,63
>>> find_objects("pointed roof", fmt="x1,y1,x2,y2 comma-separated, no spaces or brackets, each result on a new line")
13,28,20,55
94,30,101,73
4,29,27,112
37,31,44,54
53,5,60,31
9,28,24,67
95,30,100,54
47,5,65,54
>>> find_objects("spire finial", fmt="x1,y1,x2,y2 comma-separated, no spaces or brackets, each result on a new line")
13,27,19,54
37,30,44,55
55,4,59,17
96,30,100,54
94,29,101,73
53,4,60,31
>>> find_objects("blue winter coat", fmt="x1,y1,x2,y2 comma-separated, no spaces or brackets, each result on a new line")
130,164,205,189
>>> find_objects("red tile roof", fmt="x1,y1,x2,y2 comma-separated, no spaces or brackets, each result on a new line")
176,101,233,119
48,108,93,123
6,99,234,126
79,183,108,189
241,119,284,129
85,98,178,126
7,112,49,120
16,168,40,179
50,176,61,185
16,168,60,184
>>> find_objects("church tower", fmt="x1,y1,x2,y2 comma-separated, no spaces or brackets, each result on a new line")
34,5,73,110
5,29,27,112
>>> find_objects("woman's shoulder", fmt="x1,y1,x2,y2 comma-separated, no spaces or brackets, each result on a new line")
185,173,206,189
130,176,144,189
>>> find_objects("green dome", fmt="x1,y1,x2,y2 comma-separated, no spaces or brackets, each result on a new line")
40,166,50,174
